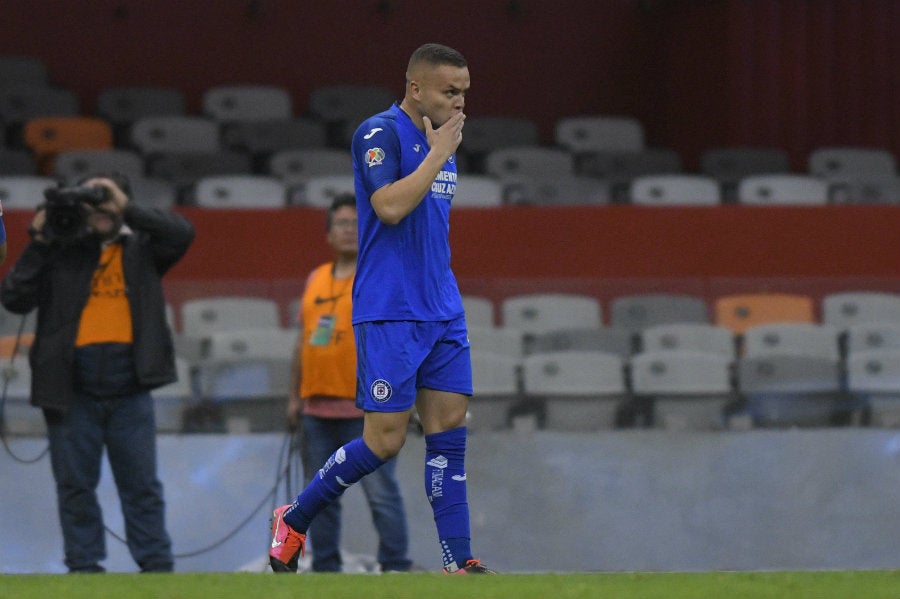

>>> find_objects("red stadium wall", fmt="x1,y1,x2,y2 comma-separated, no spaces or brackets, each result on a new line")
5,206,896,283
3,206,897,327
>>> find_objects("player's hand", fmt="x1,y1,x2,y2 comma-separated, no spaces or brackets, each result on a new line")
423,112,465,161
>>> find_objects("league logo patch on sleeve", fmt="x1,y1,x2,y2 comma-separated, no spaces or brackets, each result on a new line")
365,147,385,167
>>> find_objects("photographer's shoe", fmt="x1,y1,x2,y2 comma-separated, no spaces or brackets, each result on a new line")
269,504,306,573
442,559,497,574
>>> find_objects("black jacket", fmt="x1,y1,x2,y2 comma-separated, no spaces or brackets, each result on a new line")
0,203,195,411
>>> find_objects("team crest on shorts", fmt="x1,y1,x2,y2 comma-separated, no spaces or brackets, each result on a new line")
370,378,393,402
365,147,385,167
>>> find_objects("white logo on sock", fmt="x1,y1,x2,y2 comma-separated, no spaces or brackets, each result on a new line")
427,455,448,469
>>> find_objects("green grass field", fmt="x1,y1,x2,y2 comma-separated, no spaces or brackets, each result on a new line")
3,570,900,599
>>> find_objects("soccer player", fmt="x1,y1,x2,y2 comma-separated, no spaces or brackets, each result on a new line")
269,42,495,574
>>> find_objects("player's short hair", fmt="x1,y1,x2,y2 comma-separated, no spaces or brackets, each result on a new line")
326,193,356,231
407,43,467,76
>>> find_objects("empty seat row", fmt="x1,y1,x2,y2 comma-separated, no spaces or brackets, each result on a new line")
0,172,358,209
3,111,899,204
465,291,900,336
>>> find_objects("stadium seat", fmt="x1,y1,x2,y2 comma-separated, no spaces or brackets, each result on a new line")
741,323,841,362
714,293,815,335
268,148,352,204
53,149,145,183
554,115,645,154
609,294,709,337
468,350,521,431
808,146,897,179
195,327,297,432
0,360,45,435
147,151,253,200
522,350,627,431
0,84,79,128
0,56,49,86
193,175,286,209
845,321,900,354
96,86,187,125
629,174,721,205
638,322,736,358
821,291,900,330
461,295,496,327
307,84,394,124
526,326,633,359
501,293,602,337
0,148,37,175
737,353,846,428
847,348,900,427
451,174,504,207
180,296,282,360
23,116,113,174
153,357,195,433
467,325,524,359
737,174,829,205
0,175,57,210
827,175,900,204
222,118,328,157
459,116,540,171
307,84,395,146
577,148,683,203
295,174,355,208
130,116,221,155
96,86,187,144
631,350,735,430
129,177,178,209
202,84,293,122
501,174,610,206
699,146,790,203
484,146,575,179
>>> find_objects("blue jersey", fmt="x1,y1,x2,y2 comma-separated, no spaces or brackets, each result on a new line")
350,103,464,324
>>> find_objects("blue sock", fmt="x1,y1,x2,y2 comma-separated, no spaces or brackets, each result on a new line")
425,426,472,569
284,437,384,533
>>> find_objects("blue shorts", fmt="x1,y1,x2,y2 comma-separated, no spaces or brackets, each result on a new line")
354,316,473,412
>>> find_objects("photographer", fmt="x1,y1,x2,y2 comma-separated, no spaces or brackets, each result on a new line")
1,172,194,573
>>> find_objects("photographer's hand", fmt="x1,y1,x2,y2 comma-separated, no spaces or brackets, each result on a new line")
28,209,48,244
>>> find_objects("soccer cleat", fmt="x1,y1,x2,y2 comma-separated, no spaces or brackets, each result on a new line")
442,559,497,574
269,504,306,573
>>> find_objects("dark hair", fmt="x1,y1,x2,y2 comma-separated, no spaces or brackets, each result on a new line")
407,43,467,73
326,193,356,231
76,171,132,198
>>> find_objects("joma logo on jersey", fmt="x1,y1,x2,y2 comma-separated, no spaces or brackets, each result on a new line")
365,147,385,167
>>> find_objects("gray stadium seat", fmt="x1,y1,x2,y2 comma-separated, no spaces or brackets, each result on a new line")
193,175,286,209
202,84,293,122
629,174,721,205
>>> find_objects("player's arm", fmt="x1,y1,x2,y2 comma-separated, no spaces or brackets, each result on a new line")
370,113,464,225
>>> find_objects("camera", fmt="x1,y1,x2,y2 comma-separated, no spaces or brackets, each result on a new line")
41,185,110,244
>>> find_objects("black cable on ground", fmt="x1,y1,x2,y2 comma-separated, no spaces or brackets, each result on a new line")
0,313,49,464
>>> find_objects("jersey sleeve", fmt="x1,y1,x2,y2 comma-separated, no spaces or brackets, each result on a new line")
353,118,402,197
